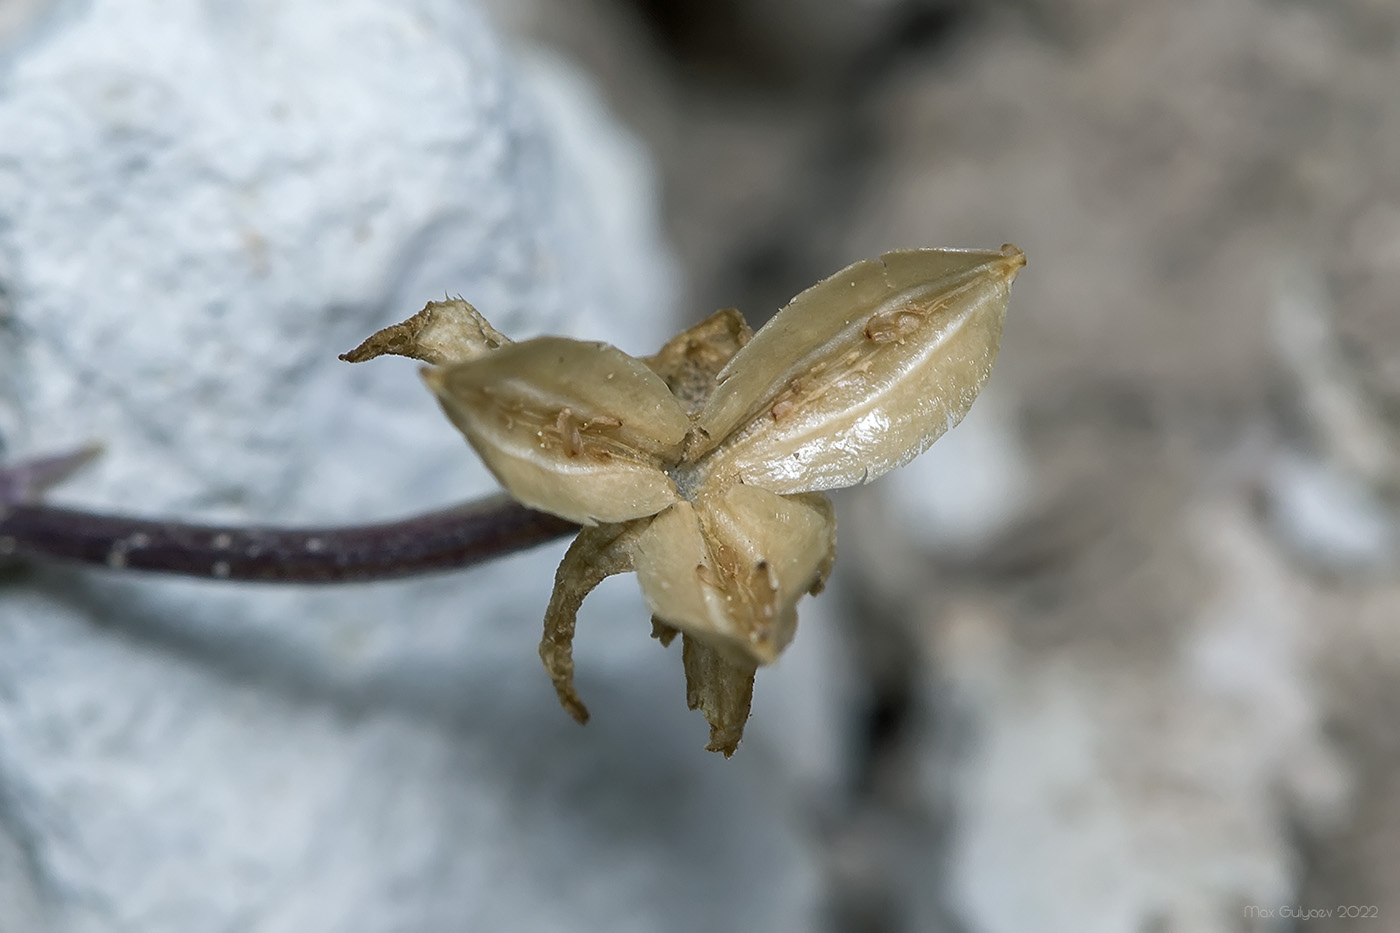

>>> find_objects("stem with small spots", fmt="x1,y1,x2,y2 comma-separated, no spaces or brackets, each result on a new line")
0,449,577,583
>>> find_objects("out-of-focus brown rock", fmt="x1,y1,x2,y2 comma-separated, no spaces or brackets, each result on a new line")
489,0,1400,927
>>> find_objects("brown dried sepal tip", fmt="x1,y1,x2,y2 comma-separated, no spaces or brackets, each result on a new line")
644,307,753,415
340,298,510,365
345,245,1024,754
682,636,758,757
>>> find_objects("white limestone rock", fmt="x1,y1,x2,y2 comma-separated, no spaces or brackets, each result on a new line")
921,502,1348,933
0,2,824,930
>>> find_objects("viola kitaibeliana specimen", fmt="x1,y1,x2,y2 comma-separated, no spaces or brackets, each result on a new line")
342,244,1025,754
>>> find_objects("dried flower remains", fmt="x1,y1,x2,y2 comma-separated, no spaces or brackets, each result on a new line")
343,245,1025,754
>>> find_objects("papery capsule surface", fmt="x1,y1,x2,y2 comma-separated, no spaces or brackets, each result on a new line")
633,484,835,664
693,246,1024,493
425,337,691,524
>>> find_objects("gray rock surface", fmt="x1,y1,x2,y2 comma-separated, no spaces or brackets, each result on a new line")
484,0,1400,928
0,2,835,930
923,501,1347,933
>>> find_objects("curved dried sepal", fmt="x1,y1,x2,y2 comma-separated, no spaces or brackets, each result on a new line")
540,521,646,724
682,634,758,757
693,246,1024,493
424,337,691,525
634,485,835,665
643,307,753,415
341,299,511,365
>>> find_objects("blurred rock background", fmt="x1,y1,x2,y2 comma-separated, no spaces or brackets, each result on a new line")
0,1,835,930
489,1,1400,931
3,0,1399,930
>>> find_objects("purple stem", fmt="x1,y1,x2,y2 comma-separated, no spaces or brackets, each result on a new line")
0,449,577,583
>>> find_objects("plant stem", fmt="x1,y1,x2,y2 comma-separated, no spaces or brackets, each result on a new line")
0,449,577,583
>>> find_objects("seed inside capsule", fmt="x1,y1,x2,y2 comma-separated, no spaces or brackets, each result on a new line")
556,408,584,457
863,302,931,343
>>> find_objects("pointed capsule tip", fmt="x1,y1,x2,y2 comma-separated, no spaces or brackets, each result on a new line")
999,243,1027,276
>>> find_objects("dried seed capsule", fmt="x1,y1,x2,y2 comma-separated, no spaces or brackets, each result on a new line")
424,337,692,525
692,245,1024,493
633,484,835,665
